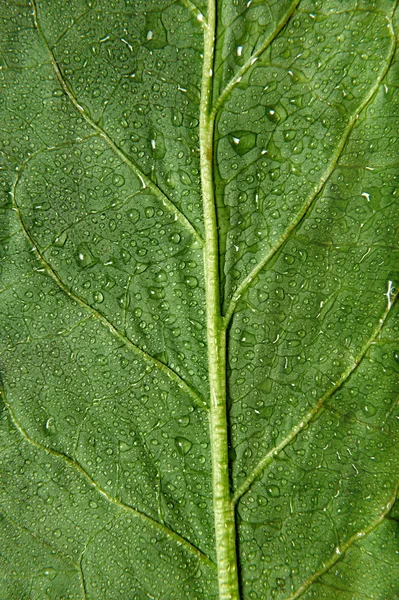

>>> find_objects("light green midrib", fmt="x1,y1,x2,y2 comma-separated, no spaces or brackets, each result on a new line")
199,0,241,598
30,0,204,247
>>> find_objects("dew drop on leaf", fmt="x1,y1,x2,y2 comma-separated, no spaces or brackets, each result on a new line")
94,291,104,303
175,437,192,456
266,485,280,498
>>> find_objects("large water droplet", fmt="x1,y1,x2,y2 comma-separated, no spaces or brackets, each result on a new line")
175,436,192,456
149,287,165,300
112,173,125,187
54,230,68,247
267,484,280,498
77,247,95,267
94,291,104,303
185,276,198,288
178,169,192,185
229,130,257,156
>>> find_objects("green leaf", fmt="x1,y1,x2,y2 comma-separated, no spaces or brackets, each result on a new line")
1,0,399,598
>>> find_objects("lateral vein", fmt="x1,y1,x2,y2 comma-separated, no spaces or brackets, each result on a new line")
211,0,301,119
284,482,399,600
31,0,204,246
0,504,80,569
223,18,397,327
232,291,398,504
11,170,208,410
1,389,216,570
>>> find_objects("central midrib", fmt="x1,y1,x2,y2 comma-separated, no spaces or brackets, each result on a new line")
199,0,240,598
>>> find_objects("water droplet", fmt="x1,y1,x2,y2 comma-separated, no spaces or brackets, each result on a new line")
77,248,95,267
128,209,140,223
112,173,125,187
284,130,296,142
34,201,50,211
175,436,192,456
178,169,192,185
265,107,279,124
361,404,377,417
135,263,148,274
178,415,190,427
265,139,284,162
185,276,198,288
151,130,166,159
171,107,183,126
145,207,155,218
229,130,257,156
284,254,295,265
156,269,167,283
93,290,104,303
54,230,68,247
42,567,57,580
292,139,303,154
265,103,287,124
170,233,181,244
270,168,280,181
267,484,280,497
120,249,131,263
149,287,165,300
45,417,57,434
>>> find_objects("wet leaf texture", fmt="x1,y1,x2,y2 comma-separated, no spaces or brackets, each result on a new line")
1,0,399,598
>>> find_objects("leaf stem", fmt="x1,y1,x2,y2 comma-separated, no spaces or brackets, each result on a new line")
200,1,240,598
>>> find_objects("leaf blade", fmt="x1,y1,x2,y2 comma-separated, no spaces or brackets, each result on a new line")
1,0,399,598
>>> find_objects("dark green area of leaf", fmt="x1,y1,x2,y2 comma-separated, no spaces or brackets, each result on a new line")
1,0,399,598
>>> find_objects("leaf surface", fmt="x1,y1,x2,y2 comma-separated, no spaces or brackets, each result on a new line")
1,0,399,598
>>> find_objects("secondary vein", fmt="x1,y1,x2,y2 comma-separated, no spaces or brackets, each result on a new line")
232,291,398,505
1,388,216,570
284,481,399,600
223,17,397,327
210,0,301,120
0,505,80,569
11,170,207,410
30,0,204,247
